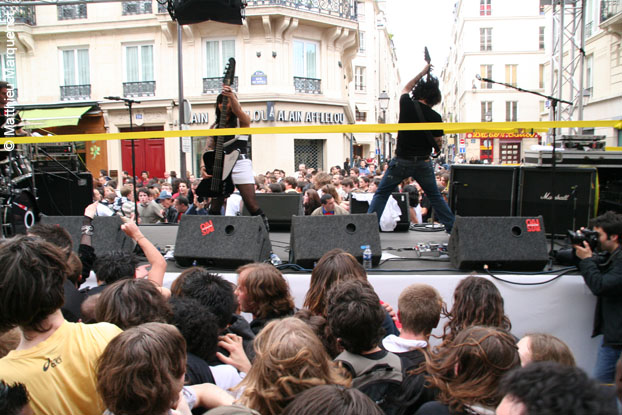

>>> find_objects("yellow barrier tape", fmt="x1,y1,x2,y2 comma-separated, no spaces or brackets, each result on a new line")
2,120,621,145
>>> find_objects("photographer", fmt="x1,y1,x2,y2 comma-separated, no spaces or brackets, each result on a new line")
573,211,622,383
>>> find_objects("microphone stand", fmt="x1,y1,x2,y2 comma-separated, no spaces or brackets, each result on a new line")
475,76,572,265
105,96,141,221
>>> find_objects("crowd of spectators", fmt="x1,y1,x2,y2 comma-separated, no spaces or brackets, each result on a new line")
0,214,618,415
92,160,451,228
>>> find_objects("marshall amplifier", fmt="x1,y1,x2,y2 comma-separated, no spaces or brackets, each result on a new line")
517,166,596,235
449,165,518,216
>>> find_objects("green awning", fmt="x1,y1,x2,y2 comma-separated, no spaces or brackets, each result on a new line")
20,106,92,129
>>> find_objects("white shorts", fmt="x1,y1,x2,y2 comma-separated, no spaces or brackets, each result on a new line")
231,158,255,185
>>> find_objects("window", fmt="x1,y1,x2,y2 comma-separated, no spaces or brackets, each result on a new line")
0,54,17,89
500,142,520,164
355,66,366,91
480,28,492,51
355,109,367,122
205,39,235,77
58,4,86,20
481,101,493,122
539,27,545,50
539,100,546,114
480,0,491,16
122,0,152,15
357,1,365,20
358,31,366,54
293,39,318,78
505,64,517,87
539,64,545,89
125,44,154,82
480,64,492,88
505,101,518,122
585,54,593,96
61,48,90,86
295,139,324,172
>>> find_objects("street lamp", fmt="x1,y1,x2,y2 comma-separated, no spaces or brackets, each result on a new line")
378,90,390,163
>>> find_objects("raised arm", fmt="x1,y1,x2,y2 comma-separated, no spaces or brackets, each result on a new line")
120,222,166,287
402,63,432,95
222,85,250,127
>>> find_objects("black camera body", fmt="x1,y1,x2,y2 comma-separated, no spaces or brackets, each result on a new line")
568,229,600,250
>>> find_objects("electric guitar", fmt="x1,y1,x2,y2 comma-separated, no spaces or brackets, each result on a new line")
196,58,239,198
416,46,441,157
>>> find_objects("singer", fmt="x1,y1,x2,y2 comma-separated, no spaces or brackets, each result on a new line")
367,63,455,233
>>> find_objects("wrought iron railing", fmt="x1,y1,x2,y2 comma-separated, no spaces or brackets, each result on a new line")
0,6,36,25
601,0,621,23
123,81,156,97
246,0,357,21
58,4,87,20
60,85,91,101
203,76,239,94
122,0,152,15
294,77,321,94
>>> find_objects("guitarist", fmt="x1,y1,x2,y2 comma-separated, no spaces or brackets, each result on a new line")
201,85,268,230
367,60,455,233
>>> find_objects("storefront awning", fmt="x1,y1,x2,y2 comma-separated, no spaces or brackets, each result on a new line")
20,106,93,129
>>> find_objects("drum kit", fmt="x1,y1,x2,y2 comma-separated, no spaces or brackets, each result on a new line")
0,147,38,238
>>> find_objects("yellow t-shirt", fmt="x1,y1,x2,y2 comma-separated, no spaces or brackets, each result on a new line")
0,320,122,415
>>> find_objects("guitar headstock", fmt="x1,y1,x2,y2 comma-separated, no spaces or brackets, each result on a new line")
223,58,236,87
424,47,431,65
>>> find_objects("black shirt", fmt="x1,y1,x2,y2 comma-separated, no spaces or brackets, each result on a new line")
395,94,443,158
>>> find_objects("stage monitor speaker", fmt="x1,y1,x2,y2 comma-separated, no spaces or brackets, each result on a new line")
448,215,549,271
39,215,136,254
449,165,518,216
169,0,246,25
289,214,381,268
518,166,596,235
241,193,303,230
174,215,271,268
35,171,93,216
349,193,410,231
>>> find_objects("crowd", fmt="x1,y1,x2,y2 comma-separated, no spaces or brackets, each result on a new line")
0,210,619,415
92,160,451,230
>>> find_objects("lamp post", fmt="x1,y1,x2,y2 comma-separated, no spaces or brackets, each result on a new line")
378,90,390,164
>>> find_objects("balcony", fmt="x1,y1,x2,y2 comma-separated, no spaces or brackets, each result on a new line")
601,0,622,32
58,4,87,20
0,6,36,25
123,81,156,97
294,77,321,94
246,0,357,21
203,76,239,94
60,85,91,101
122,0,152,15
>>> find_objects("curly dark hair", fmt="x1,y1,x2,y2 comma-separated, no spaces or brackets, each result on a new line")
326,280,385,354
95,279,171,330
442,276,511,346
590,210,622,240
168,297,220,363
0,236,68,333
92,251,139,284
0,381,30,415
423,326,520,414
498,361,616,415
295,309,340,359
27,223,73,258
174,268,236,329
411,74,442,107
281,385,383,415
236,263,295,319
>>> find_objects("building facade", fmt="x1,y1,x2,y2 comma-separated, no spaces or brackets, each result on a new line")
441,0,546,164
1,0,369,178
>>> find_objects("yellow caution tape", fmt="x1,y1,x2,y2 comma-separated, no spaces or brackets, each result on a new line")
2,120,621,145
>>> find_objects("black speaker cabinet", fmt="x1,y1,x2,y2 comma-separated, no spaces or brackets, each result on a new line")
39,215,136,254
289,214,381,268
350,193,410,232
448,216,549,271
241,193,303,230
449,165,518,216
174,215,272,268
35,171,93,216
518,167,596,235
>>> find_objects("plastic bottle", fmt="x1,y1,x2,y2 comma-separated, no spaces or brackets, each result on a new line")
361,245,372,270
270,253,282,266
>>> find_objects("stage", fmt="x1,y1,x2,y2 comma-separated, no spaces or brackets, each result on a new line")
78,223,601,375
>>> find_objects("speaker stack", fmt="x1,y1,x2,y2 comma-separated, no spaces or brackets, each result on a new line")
35,171,93,216
241,193,303,230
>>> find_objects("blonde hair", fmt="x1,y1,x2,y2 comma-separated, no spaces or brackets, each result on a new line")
235,317,349,415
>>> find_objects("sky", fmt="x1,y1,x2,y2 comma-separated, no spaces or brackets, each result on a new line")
385,1,455,84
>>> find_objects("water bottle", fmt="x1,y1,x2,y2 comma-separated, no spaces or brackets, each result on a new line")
270,253,282,266
361,245,372,270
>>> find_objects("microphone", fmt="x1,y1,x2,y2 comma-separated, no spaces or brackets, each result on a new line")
475,74,481,80
104,96,122,100
475,74,494,83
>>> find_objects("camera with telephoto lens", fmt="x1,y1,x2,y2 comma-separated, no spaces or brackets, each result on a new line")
567,229,600,251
